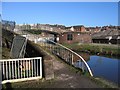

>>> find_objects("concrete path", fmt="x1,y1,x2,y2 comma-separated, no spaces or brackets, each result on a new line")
9,58,104,88
45,59,101,88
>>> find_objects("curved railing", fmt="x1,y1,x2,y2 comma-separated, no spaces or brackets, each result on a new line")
36,38,93,76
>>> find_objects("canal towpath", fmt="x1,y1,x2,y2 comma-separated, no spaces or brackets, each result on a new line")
9,55,113,88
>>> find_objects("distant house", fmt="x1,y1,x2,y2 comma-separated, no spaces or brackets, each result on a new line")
58,32,92,44
65,25,86,32
2,20,16,31
92,35,120,44
92,29,120,44
85,27,101,34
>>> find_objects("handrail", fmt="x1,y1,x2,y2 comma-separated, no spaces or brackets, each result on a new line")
45,39,93,76
0,57,42,62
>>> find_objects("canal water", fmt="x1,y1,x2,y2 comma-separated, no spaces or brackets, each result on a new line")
88,55,119,85
76,53,120,85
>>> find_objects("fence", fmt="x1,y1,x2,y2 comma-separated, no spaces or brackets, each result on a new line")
0,57,42,84
37,39,93,76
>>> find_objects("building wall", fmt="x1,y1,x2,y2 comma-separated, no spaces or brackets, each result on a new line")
80,26,86,32
73,26,86,32
58,32,92,44
92,39,120,44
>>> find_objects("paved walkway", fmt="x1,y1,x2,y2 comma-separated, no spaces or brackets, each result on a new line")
9,58,104,88
44,59,101,88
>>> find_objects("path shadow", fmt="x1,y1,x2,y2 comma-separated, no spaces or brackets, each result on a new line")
5,82,12,90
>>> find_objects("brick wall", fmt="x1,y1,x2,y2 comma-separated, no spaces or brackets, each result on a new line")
73,26,86,32
59,32,92,44
80,26,86,32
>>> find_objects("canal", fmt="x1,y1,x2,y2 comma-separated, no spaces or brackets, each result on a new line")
75,52,120,85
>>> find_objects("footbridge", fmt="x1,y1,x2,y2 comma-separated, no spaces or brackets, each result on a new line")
36,38,93,76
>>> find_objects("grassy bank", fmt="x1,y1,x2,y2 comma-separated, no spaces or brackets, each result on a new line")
1,47,10,59
23,29,42,35
62,43,120,57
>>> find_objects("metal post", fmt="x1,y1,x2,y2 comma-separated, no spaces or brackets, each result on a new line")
24,60,27,77
6,61,8,80
29,60,31,77
63,49,65,59
9,61,11,79
37,59,38,76
25,60,27,78
40,58,42,78
32,60,33,77
18,60,20,79
12,61,14,79
81,61,84,72
15,61,16,79
34,59,36,77
22,61,24,78
72,53,74,65
27,60,28,78
3,62,4,80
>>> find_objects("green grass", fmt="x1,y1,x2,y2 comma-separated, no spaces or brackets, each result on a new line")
62,43,120,57
23,29,42,35
2,47,10,59
88,76,119,88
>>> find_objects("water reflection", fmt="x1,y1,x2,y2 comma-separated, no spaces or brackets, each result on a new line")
73,52,90,69
75,52,120,85
73,52,90,62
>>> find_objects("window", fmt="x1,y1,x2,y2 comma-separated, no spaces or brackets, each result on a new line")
67,33,73,40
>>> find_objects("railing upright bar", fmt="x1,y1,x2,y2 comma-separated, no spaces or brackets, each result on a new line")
3,62,4,80
18,60,20,79
25,60,27,77
18,61,22,78
26,60,29,77
15,61,16,79
32,60,33,77
12,61,14,79
24,60,26,78
29,60,30,77
23,61,25,78
72,53,74,65
34,59,36,77
9,61,11,79
70,52,72,65
40,58,42,77
82,62,85,72
6,61,8,80
21,61,24,78
68,52,70,64
37,59,39,76
63,48,65,59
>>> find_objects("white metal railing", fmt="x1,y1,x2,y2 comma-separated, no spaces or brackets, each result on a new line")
0,57,42,84
37,38,93,76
